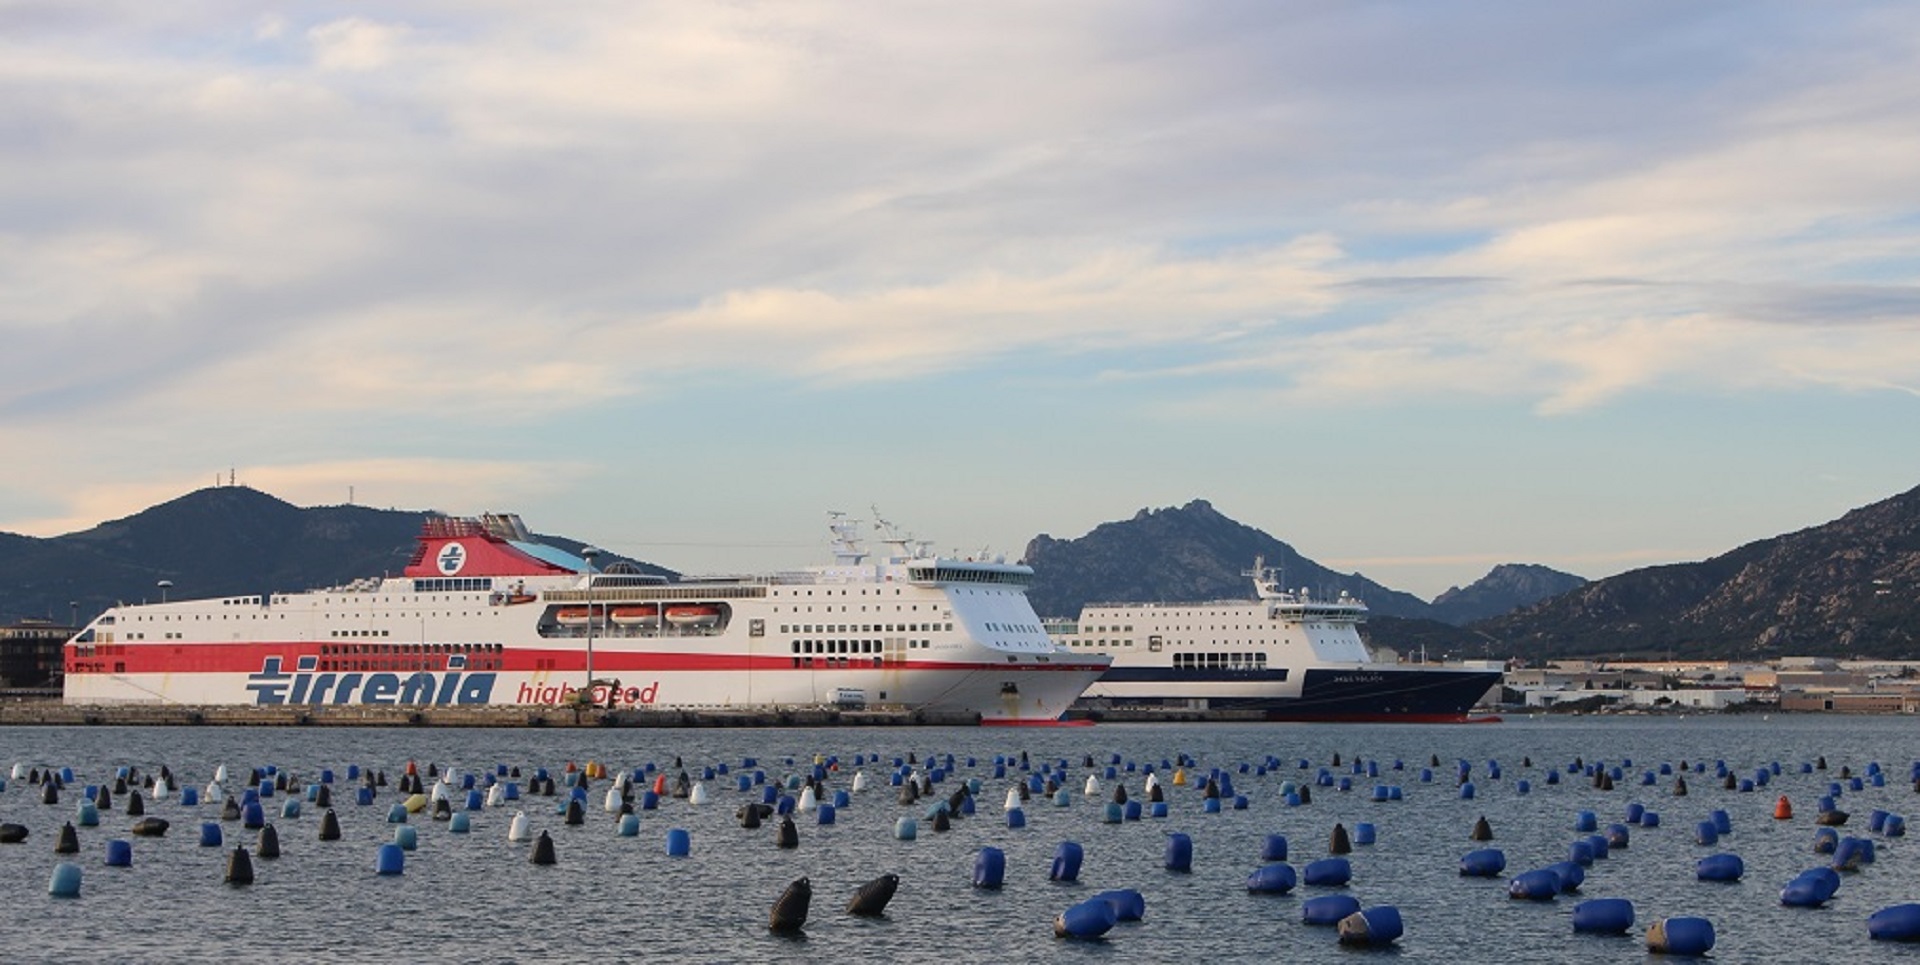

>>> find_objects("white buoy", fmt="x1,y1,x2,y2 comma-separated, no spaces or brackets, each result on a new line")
10,763,25,780
215,765,229,784
689,782,710,806
796,787,815,812
614,772,630,791
1005,788,1022,811
486,784,505,808
430,781,451,803
1145,772,1160,793
851,771,868,793
507,810,531,842
604,787,622,812
206,782,224,803
152,780,170,801
1085,775,1099,796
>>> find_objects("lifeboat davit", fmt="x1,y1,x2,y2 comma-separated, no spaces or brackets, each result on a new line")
664,605,721,628
610,605,661,627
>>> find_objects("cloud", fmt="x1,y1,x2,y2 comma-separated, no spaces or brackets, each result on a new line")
308,18,409,72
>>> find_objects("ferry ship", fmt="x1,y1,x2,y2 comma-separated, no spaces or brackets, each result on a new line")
62,512,1110,725
1051,560,1500,722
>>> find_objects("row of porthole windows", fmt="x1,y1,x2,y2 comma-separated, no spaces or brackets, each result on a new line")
781,623,949,634
790,639,931,655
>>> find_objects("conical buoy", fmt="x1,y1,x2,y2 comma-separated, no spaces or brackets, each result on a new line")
1776,796,1794,820
258,824,281,859
1470,816,1493,841
846,874,899,916
776,816,799,849
225,846,255,885
1674,776,1688,796
770,877,811,933
740,804,763,829
1330,823,1352,854
530,830,557,865
564,799,585,826
319,809,342,841
55,821,79,854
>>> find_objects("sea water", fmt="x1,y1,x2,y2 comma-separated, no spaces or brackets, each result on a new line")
0,715,1915,962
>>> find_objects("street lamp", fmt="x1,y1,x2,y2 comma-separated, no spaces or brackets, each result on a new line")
581,547,599,701
157,580,173,603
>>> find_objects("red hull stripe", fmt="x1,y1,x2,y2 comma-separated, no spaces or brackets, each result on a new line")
67,641,1107,676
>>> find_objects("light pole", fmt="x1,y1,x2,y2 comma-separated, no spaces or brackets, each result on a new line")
581,547,599,702
69,601,77,629
157,580,173,603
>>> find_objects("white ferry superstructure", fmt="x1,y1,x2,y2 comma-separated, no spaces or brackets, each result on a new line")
1053,559,1500,722
63,512,1110,725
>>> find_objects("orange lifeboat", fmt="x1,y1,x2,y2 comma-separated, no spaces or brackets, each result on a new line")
610,605,661,626
664,604,721,627
554,606,605,627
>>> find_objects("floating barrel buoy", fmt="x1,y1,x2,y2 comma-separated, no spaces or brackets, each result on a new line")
1330,824,1352,855
1303,857,1352,887
1353,823,1376,845
1007,807,1027,830
1574,810,1597,833
1460,849,1506,877
894,818,917,841
199,821,224,848
1781,867,1841,906
1605,824,1629,849
1549,861,1586,892
48,862,81,897
1470,816,1493,841
1094,888,1145,922
1054,897,1118,939
1508,869,1559,901
666,827,691,857
974,847,1006,889
105,838,133,867
1833,836,1874,871
1812,826,1839,854
373,842,404,876
129,816,168,838
846,873,898,917
1337,906,1403,947
769,877,811,933
1647,916,1714,955
1262,834,1289,862
1165,833,1193,873
1303,894,1361,926
1697,853,1744,881
1869,904,1920,942
1051,841,1084,882
1247,863,1297,893
1569,840,1595,866
242,802,265,830
1572,897,1635,934
1817,809,1849,827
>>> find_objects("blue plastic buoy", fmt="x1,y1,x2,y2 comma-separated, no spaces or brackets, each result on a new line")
1781,867,1841,907
374,843,404,875
1647,916,1714,955
1574,810,1596,832
1303,894,1361,926
104,839,132,867
1353,822,1376,845
666,828,691,857
1006,808,1026,829
1165,833,1193,872
449,812,471,833
1869,903,1920,942
1696,853,1743,881
1262,833,1288,862
1050,841,1084,882
1337,905,1403,946
893,818,917,841
393,825,417,851
1094,888,1144,921
1548,861,1585,893
1054,897,1117,939
1460,848,1506,877
973,846,1006,889
1572,897,1635,934
1247,863,1297,893
199,822,223,848
1303,857,1352,887
1508,869,1559,901
48,862,82,897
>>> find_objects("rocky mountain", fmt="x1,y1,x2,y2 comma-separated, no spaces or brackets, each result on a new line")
1476,483,1920,660
1021,499,1433,619
1431,563,1587,625
0,486,670,625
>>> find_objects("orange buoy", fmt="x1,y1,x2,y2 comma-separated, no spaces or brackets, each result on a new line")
405,760,418,776
652,774,667,796
565,761,579,774
1774,795,1793,820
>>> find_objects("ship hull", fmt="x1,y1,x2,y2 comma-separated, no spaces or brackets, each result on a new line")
1085,666,1501,722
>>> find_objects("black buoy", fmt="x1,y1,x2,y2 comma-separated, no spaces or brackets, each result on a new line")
530,830,557,865
1816,756,1827,770
1332,753,1342,767
1674,776,1689,797
315,785,332,809
55,822,79,854
769,877,811,933
95,786,112,810
740,805,763,830
41,782,57,805
257,824,281,859
28,767,40,785
1723,773,1738,790
432,798,452,821
1470,816,1493,841
113,777,128,795
1148,784,1164,803
1298,785,1313,805
222,798,242,821
897,786,918,806
776,816,799,849
225,846,254,885
1430,755,1441,767
126,790,144,816
427,763,439,778
1204,779,1221,801
131,817,169,838
932,811,951,833
1044,779,1059,795
846,873,899,917
318,809,342,841
948,788,969,815
564,799,585,825
1112,786,1128,805
1330,823,1352,854
1839,765,1852,779
1522,757,1532,767
0,823,26,843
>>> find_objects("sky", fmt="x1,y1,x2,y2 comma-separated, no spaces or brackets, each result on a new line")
3,1,1918,600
